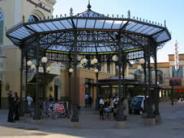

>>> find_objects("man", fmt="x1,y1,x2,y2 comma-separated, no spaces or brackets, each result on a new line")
26,94,33,114
7,91,14,122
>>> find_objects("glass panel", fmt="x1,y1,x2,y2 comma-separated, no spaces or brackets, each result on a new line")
37,23,51,31
95,20,105,29
61,20,72,28
44,22,58,30
9,32,25,39
28,24,43,32
112,21,123,29
145,27,161,35
172,66,183,77
129,23,143,32
86,19,96,28
77,19,86,28
104,20,114,29
52,21,65,30
126,21,137,30
153,31,169,42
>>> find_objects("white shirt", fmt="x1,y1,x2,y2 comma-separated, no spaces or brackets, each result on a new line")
27,96,33,106
99,98,104,105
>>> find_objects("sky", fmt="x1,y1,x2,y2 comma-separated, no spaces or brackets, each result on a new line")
53,0,184,62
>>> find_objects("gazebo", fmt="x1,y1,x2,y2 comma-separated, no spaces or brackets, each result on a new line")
6,2,171,122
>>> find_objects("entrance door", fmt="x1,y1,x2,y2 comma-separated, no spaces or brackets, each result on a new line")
54,85,58,101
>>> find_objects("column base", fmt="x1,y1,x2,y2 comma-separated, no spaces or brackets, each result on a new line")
155,115,161,124
71,122,80,128
143,118,156,126
115,121,127,128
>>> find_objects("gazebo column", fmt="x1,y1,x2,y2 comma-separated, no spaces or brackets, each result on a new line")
33,40,42,120
115,34,126,121
19,47,24,116
71,31,79,122
153,44,160,116
146,43,154,118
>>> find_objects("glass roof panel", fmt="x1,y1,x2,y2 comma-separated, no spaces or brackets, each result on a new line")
60,20,73,28
145,27,161,35
128,23,143,32
126,21,137,30
36,23,51,31
86,19,96,28
95,20,105,29
153,31,169,42
112,20,123,29
9,32,24,39
52,21,65,30
104,20,114,29
76,19,86,28
44,22,58,30
27,24,43,32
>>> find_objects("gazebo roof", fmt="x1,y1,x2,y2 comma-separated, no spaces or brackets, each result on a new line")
6,3,171,55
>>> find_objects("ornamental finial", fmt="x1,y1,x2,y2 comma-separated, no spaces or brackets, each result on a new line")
87,0,91,10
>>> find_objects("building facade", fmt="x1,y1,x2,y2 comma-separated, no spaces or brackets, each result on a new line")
0,0,56,108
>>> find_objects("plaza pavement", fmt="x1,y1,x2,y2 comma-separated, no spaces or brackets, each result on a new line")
0,102,184,138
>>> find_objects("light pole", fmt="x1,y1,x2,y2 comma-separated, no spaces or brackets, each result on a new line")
41,56,48,100
112,54,126,121
68,67,73,115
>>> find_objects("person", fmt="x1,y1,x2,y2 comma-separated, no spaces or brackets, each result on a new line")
7,91,14,122
85,93,89,108
14,92,20,121
88,95,92,108
26,94,33,115
99,97,104,120
49,95,54,102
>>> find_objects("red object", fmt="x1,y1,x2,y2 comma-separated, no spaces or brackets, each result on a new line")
176,89,184,93
54,103,65,113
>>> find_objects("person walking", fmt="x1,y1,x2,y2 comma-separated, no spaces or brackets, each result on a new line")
99,97,104,120
14,92,20,121
26,94,33,115
7,91,14,122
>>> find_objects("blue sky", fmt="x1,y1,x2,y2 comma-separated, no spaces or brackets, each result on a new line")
53,0,184,62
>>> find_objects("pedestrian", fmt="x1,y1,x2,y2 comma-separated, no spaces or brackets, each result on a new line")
14,92,20,121
99,97,104,120
7,91,14,122
26,94,33,115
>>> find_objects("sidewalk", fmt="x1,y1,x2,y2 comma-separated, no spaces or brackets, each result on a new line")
1,103,184,138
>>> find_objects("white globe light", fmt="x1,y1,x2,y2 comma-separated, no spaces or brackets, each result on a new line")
91,59,95,65
27,60,32,66
69,68,74,73
31,64,36,70
112,55,118,62
94,68,99,73
41,56,48,63
91,58,98,65
46,66,51,72
139,59,145,64
81,58,88,65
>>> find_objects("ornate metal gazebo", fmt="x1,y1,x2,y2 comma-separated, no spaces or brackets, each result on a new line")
6,3,171,121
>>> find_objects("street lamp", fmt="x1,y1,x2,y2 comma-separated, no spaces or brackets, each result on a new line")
41,56,48,100
112,54,127,121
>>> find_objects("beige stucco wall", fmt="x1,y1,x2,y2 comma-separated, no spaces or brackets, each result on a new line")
0,0,55,108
